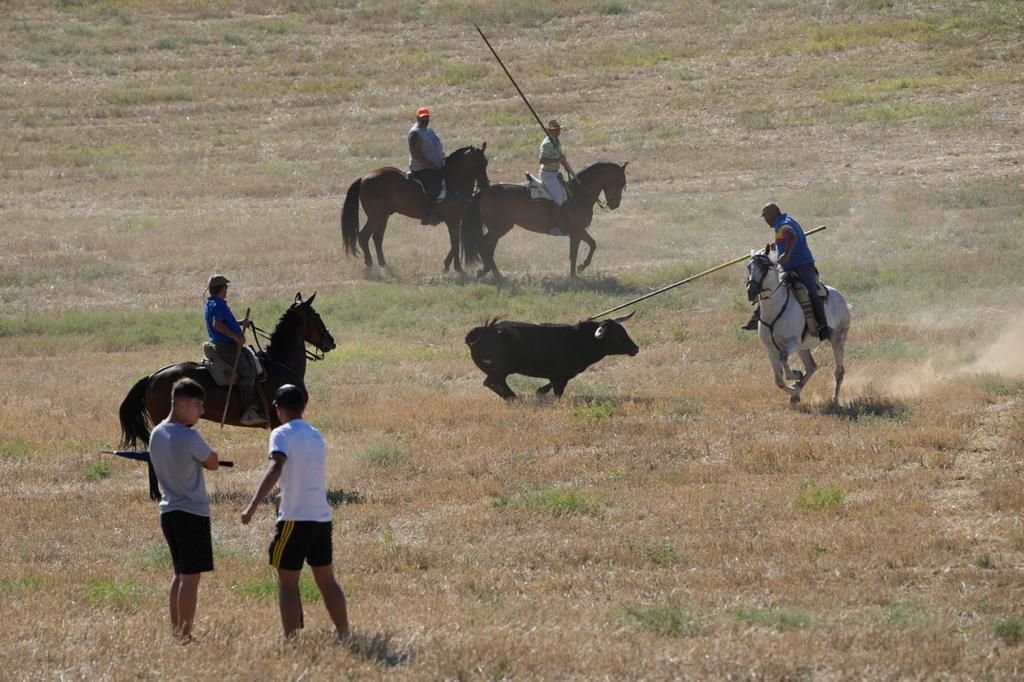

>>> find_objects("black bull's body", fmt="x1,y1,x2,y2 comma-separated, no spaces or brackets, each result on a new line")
465,313,639,400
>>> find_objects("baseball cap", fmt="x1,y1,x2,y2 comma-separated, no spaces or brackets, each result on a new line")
416,107,430,118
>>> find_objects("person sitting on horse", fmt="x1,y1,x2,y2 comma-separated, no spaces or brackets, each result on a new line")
742,203,832,340
204,274,263,425
539,119,569,236
408,106,445,226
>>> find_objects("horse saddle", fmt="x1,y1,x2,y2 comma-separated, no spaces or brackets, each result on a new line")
406,173,446,203
783,276,830,338
201,343,265,386
524,173,572,202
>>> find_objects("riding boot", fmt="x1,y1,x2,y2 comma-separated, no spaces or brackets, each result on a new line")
741,306,760,330
420,196,435,225
809,295,832,340
238,384,264,425
546,202,565,236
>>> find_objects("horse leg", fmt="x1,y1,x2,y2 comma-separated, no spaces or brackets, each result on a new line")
357,221,376,267
479,223,511,281
569,236,580,278
372,228,387,270
484,375,516,400
443,219,460,273
577,231,597,272
830,325,848,404
796,349,817,389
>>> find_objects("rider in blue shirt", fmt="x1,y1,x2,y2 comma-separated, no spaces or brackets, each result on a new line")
205,274,263,425
742,203,832,340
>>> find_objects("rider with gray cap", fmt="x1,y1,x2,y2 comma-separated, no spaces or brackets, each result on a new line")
204,274,263,425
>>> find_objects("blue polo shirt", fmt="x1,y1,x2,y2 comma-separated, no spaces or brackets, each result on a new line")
205,296,242,344
772,213,814,270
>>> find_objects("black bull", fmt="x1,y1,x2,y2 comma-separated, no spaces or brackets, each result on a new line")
465,312,639,400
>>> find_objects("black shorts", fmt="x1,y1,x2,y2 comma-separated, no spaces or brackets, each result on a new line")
160,510,214,575
268,520,332,571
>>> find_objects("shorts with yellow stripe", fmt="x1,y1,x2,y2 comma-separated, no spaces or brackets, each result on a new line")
268,520,333,570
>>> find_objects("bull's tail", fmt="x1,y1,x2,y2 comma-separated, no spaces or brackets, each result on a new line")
341,178,362,256
460,191,484,266
119,375,152,449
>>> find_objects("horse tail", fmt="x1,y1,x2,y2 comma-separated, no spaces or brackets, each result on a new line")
341,178,362,256
460,191,484,266
119,375,152,449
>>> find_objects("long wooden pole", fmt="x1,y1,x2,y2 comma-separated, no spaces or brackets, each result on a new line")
587,225,827,320
220,307,251,428
473,23,586,188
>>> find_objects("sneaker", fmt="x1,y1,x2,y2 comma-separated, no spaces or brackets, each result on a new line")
239,406,265,426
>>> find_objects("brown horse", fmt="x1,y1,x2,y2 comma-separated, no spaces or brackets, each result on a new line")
460,162,628,279
340,144,490,272
119,292,335,499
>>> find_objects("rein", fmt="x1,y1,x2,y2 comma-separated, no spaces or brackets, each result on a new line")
251,323,326,362
749,262,792,353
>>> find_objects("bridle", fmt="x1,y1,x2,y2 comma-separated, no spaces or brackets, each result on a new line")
251,322,328,363
747,254,792,352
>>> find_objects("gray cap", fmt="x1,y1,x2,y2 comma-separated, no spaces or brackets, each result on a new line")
207,274,230,288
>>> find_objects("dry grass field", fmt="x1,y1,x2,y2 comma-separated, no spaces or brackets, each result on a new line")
2,0,1024,679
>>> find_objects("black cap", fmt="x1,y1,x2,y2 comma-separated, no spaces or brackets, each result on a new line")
273,384,307,410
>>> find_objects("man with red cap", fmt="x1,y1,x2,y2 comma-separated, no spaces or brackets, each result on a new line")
408,107,445,225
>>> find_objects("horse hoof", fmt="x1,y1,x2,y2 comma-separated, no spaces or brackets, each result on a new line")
789,395,801,404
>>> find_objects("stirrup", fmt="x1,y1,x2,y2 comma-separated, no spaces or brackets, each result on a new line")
239,407,265,426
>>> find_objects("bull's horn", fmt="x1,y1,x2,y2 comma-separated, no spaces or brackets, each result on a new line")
612,310,636,324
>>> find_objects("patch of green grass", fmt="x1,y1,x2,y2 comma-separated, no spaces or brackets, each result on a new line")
625,601,703,637
570,400,616,423
107,85,192,106
358,438,409,468
794,19,935,55
0,574,46,594
975,376,1024,398
223,32,246,46
596,0,628,15
248,15,303,34
232,571,322,603
125,544,171,570
492,487,599,517
66,22,96,36
871,601,927,629
732,604,813,631
0,439,32,462
577,42,694,70
0,308,201,350
153,36,179,50
642,541,682,567
975,553,995,569
994,616,1024,646
669,399,702,418
85,460,112,482
441,62,489,87
84,579,148,611
794,482,842,510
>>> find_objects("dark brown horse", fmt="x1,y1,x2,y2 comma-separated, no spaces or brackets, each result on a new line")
460,162,628,279
119,293,335,499
341,144,490,272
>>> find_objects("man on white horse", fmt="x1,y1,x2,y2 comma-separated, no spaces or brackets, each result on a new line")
742,203,832,340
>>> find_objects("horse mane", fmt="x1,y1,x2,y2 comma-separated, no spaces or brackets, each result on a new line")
577,161,620,176
446,145,477,161
264,303,303,357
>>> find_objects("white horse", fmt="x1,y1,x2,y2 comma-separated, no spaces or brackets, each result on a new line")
745,249,850,404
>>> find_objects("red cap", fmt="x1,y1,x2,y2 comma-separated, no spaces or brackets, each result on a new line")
416,107,430,118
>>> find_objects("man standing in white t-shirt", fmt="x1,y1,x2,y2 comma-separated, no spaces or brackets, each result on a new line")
241,384,349,639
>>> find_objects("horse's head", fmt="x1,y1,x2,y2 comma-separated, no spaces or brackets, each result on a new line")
447,144,490,192
292,292,336,354
578,162,628,209
745,249,778,303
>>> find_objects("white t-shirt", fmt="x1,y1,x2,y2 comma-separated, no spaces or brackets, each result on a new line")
269,419,331,522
